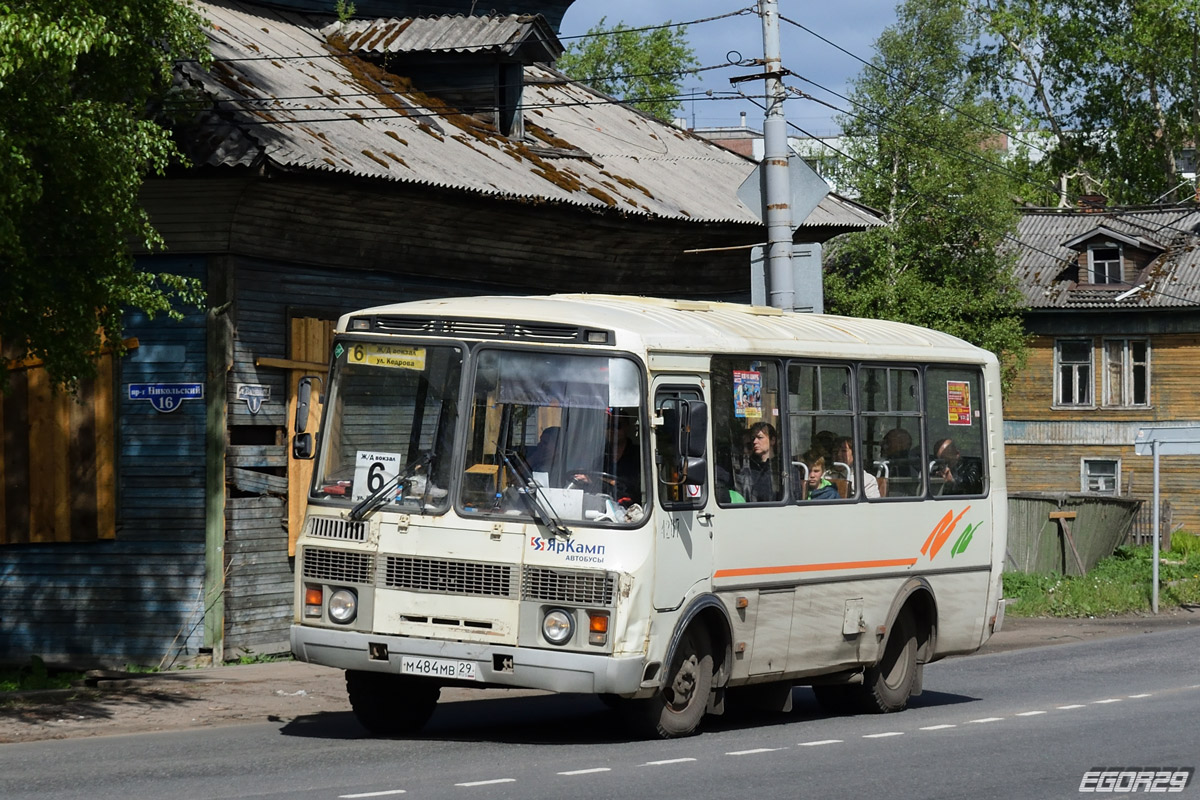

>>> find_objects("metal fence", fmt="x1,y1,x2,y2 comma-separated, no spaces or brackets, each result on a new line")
1127,498,1173,549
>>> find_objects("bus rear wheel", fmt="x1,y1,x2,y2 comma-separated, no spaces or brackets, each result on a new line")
345,670,440,736
624,625,713,738
859,611,919,713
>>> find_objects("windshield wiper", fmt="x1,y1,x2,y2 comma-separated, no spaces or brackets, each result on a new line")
499,449,572,539
348,452,432,521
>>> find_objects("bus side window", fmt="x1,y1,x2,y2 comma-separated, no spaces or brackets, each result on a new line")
711,357,782,505
924,367,987,497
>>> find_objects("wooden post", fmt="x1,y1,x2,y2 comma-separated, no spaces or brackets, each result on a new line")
204,258,234,663
1049,510,1087,575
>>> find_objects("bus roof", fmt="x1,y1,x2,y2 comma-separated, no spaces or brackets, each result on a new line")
339,294,996,365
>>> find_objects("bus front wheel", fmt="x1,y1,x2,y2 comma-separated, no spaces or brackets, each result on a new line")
624,625,713,738
345,670,440,736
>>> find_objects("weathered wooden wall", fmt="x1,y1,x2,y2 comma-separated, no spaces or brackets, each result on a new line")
1005,328,1200,536
0,257,209,668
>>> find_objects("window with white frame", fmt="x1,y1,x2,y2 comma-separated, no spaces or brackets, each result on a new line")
1082,458,1120,494
1055,339,1093,406
1087,244,1122,284
1103,339,1150,407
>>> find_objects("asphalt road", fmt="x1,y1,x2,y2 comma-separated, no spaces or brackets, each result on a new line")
1,622,1198,800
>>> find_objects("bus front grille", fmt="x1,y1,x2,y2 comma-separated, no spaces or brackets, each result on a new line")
305,517,368,543
521,567,616,606
303,547,375,584
383,556,516,598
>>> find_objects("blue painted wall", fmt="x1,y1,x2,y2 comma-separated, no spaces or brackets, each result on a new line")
0,257,209,669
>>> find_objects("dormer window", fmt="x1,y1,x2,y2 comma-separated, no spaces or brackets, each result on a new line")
1088,244,1122,284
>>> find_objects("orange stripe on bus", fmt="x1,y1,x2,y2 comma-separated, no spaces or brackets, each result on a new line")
713,558,919,579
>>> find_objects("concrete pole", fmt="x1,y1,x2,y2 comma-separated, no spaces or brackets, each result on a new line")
759,0,795,311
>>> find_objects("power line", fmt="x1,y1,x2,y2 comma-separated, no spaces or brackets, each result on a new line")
557,7,757,41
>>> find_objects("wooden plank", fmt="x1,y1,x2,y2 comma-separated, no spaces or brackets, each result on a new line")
256,356,327,371
26,361,59,542
95,352,116,539
227,444,288,468
1048,511,1077,520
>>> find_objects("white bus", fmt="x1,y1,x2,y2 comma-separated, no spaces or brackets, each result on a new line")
290,294,1007,738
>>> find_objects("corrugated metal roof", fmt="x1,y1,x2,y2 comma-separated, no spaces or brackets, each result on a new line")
180,2,879,230
335,15,561,59
339,293,992,362
1012,207,1200,309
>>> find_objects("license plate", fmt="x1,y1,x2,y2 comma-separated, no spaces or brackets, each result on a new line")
400,656,478,680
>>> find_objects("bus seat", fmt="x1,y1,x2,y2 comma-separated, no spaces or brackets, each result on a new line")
832,478,849,498
876,477,888,497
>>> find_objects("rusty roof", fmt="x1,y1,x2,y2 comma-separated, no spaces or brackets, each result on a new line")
1012,206,1200,310
335,14,562,60
179,1,880,231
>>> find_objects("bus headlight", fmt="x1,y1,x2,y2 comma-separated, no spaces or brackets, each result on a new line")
328,589,358,624
541,608,574,645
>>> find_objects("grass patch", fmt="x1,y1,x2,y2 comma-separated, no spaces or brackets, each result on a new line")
1004,537,1200,617
0,656,85,693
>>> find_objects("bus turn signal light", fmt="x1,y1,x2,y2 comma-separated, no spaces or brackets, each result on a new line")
305,586,323,618
588,612,609,645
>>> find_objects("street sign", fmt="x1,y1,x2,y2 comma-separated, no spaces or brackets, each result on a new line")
1134,426,1200,455
127,382,204,413
736,152,830,229
750,243,823,312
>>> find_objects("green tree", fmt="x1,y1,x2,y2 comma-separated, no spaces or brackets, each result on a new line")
826,0,1029,385
0,1,210,392
969,0,1200,205
557,17,699,122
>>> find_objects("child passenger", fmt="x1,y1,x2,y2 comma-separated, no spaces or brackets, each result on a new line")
802,449,841,501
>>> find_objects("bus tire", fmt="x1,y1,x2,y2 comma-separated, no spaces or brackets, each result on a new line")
624,624,713,738
859,611,919,713
345,670,440,736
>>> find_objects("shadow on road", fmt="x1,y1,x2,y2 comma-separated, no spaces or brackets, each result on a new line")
278,685,982,744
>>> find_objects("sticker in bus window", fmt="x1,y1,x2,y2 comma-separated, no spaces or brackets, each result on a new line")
946,380,972,425
347,343,426,370
351,451,402,502
733,370,762,419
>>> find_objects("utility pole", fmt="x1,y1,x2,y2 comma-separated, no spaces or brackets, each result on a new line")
759,0,795,311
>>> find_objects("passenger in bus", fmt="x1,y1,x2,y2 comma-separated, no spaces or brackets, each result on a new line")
932,437,983,495
736,421,781,502
800,450,840,500
881,427,916,477
833,437,880,499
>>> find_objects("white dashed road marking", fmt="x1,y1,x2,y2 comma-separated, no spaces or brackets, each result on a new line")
455,779,515,787
339,791,406,799
643,758,697,766
863,732,904,738
1093,699,1121,704
799,739,843,746
1057,704,1086,710
968,717,1004,724
558,768,611,776
727,748,783,755
1015,711,1046,716
919,724,957,730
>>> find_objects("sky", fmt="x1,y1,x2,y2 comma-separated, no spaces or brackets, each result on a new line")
558,1,901,137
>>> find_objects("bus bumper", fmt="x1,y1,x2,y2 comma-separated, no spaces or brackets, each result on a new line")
290,624,646,695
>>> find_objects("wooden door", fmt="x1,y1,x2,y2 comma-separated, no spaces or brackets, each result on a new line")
286,317,334,555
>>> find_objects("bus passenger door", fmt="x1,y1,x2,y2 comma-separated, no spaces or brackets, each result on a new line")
652,381,713,611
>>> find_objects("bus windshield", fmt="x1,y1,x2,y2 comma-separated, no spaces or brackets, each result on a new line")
461,349,646,526
312,340,464,514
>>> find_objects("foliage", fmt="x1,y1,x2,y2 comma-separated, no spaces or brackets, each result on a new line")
0,1,210,393
557,17,699,122
968,0,1200,205
0,656,84,692
1003,543,1200,617
825,0,1029,387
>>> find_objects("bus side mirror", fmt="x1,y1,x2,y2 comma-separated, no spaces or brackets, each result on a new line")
293,376,322,461
293,432,314,460
661,398,708,486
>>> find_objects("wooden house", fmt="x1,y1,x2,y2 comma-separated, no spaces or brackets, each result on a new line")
0,0,880,668
1005,204,1200,536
